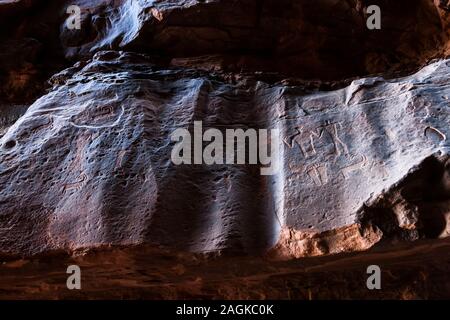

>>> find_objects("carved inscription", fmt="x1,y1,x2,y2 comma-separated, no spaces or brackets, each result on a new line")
285,121,369,186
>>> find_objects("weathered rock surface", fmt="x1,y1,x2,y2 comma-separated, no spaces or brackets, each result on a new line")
0,51,448,257
0,0,450,299
1,0,450,104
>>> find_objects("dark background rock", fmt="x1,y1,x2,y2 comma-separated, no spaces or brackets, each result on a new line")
1,0,449,106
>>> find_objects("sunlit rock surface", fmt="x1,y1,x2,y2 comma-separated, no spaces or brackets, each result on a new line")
0,52,448,256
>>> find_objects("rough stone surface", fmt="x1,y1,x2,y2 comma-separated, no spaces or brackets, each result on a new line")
0,51,449,257
1,0,450,104
0,0,450,299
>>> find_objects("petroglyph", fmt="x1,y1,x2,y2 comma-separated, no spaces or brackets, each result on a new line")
306,164,329,187
115,150,128,170
323,121,350,158
70,106,125,130
63,173,87,192
285,121,350,162
425,126,447,144
340,155,369,179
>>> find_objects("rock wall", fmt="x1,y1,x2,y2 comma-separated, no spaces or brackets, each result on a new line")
0,51,449,257
0,0,449,299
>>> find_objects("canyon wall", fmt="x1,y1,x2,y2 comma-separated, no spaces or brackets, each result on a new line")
0,0,449,299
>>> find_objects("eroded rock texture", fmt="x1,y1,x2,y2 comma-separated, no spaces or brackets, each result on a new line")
0,0,450,299
1,0,450,104
0,52,449,257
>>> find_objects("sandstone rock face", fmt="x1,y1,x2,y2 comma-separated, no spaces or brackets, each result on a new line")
0,0,450,299
0,51,449,257
1,0,449,104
